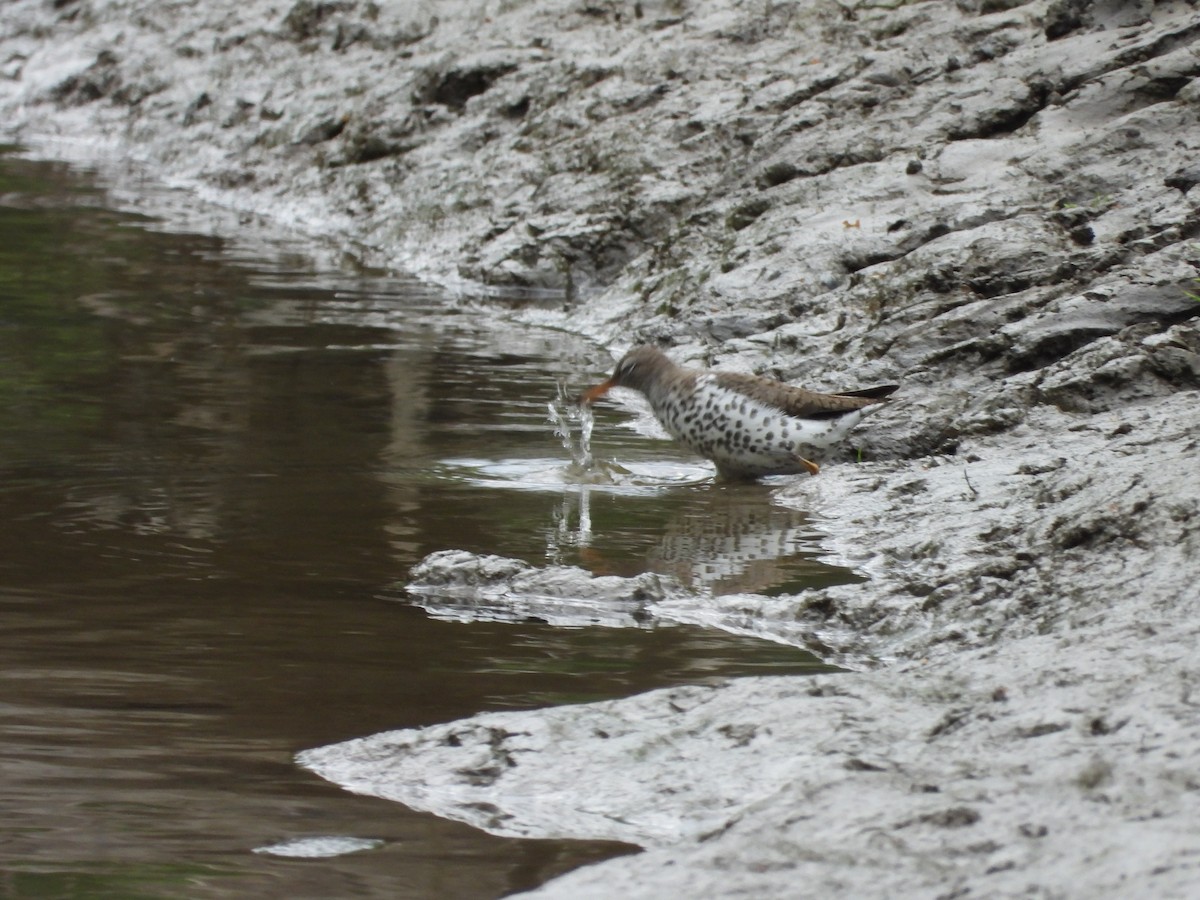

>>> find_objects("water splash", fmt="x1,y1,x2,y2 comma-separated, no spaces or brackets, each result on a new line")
548,381,594,469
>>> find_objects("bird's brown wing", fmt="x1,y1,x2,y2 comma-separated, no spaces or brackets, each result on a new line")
715,372,899,420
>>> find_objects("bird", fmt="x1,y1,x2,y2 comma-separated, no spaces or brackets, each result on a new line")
578,345,898,480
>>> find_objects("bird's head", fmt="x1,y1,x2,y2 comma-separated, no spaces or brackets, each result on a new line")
578,345,672,404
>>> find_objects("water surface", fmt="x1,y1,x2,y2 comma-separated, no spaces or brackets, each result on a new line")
0,152,850,897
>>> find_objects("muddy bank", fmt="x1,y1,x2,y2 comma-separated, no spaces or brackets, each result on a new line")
303,388,1200,896
4,0,1200,896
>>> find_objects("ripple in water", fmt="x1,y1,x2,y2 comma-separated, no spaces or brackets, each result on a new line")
253,836,384,858
434,391,710,492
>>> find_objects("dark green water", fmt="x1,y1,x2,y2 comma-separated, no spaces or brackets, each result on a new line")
0,151,850,898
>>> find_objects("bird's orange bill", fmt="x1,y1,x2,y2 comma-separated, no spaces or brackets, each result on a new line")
577,379,616,405
798,457,821,476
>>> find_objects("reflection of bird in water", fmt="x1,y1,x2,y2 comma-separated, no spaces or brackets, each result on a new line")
556,485,844,596
580,345,898,479
648,488,833,595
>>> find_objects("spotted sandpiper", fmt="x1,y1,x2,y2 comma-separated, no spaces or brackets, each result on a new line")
579,345,898,479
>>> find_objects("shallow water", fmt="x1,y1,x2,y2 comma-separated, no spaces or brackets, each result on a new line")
0,152,852,897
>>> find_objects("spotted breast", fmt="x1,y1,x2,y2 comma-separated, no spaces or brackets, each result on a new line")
579,345,897,480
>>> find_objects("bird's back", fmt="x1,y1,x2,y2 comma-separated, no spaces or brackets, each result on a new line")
713,372,898,419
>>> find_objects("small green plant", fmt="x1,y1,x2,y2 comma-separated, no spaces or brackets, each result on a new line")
1182,244,1200,301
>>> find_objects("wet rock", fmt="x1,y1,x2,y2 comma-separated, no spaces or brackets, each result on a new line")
49,50,120,105
221,98,256,129
296,114,348,145
341,132,405,164
1027,322,1200,414
1044,0,1156,39
412,54,522,111
282,0,351,42
725,198,770,231
754,160,799,189
1164,165,1200,194
1044,0,1090,40
331,20,370,52
181,92,212,127
701,313,786,343
406,550,683,628
913,806,981,829
336,113,427,164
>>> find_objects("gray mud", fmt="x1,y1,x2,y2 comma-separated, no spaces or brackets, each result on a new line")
4,0,1199,896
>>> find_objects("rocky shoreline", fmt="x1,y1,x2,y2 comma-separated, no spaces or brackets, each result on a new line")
4,0,1199,895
